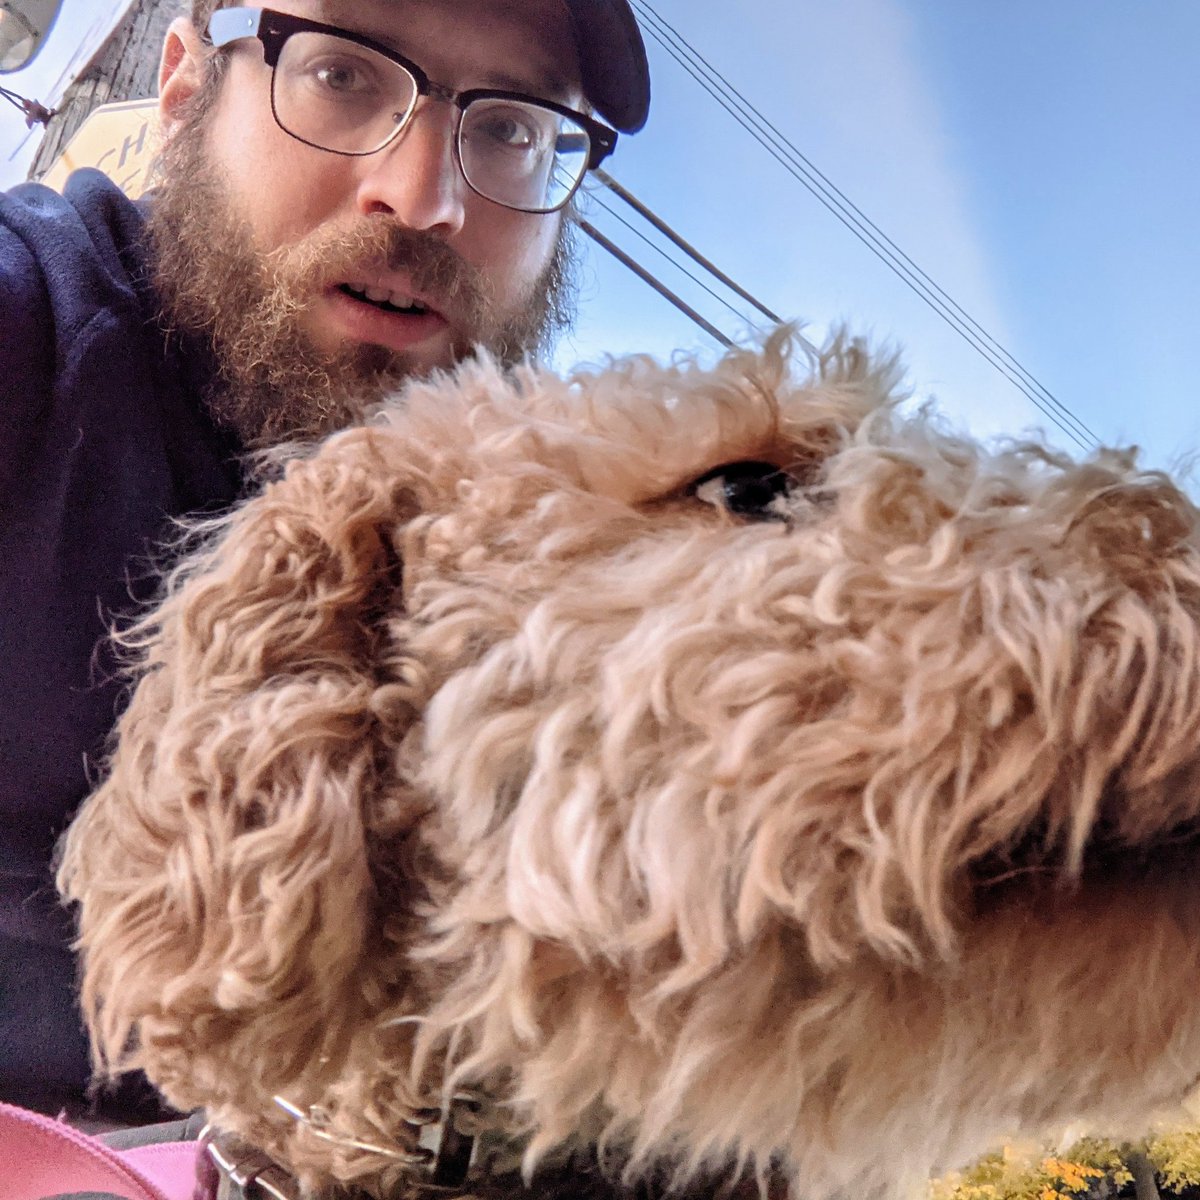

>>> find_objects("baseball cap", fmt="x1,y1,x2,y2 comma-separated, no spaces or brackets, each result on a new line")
564,0,651,133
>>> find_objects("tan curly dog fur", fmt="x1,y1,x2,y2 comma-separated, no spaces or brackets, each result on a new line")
59,331,1200,1199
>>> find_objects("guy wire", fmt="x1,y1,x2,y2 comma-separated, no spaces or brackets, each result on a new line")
631,0,1099,452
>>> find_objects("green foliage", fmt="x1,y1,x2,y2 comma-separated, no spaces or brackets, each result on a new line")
1147,1128,1200,1194
929,1138,1132,1200
928,1126,1200,1197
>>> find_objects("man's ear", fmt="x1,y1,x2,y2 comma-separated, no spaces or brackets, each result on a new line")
158,17,209,141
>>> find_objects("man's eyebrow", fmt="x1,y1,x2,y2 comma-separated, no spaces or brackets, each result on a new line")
312,2,576,101
485,73,575,102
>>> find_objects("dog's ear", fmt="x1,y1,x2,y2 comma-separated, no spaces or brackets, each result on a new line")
58,428,426,1118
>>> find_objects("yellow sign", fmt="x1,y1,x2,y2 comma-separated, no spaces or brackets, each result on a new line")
41,97,160,198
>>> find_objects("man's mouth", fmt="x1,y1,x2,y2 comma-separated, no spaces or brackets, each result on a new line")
323,280,451,356
338,282,433,317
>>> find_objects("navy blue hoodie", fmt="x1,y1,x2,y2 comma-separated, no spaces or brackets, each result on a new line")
0,169,243,1114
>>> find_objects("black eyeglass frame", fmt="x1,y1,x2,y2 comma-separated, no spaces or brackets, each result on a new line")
206,6,618,213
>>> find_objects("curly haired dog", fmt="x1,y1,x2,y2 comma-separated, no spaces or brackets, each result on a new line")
60,331,1200,1200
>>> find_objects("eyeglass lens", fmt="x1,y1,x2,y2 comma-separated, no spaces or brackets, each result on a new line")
271,31,591,212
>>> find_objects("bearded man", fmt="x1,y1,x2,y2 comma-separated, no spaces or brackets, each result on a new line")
0,0,649,1122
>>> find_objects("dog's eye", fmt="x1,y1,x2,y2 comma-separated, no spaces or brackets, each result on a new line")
690,460,794,521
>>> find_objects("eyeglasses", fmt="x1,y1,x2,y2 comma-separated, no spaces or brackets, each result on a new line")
206,6,618,214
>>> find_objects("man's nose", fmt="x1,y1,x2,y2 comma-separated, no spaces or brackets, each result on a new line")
354,101,467,235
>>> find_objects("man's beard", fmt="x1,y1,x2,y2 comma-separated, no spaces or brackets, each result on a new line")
146,111,577,448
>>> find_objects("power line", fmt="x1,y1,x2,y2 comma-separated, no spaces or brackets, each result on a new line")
593,168,781,325
584,171,820,355
630,0,1099,453
578,218,736,348
633,0,1098,451
0,83,55,127
582,182,762,333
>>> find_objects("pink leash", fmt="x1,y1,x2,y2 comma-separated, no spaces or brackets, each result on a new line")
0,1101,201,1200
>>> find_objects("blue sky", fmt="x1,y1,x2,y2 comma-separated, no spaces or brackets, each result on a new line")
4,1,1197,469
562,0,1200,471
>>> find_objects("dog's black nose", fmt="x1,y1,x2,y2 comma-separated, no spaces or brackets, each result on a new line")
690,460,794,521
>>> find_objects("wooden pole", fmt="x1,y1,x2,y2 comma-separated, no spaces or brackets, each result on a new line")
27,0,170,180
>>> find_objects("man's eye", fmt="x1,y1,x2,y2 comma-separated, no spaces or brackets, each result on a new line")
302,55,382,97
474,111,543,152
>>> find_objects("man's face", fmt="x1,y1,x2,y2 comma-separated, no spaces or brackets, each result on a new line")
152,0,582,446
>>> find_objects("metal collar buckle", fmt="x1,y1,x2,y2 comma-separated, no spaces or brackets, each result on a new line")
201,1125,300,1200
200,1095,481,1199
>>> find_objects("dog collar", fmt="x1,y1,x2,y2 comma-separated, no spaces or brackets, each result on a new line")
200,1096,481,1199
201,1126,298,1200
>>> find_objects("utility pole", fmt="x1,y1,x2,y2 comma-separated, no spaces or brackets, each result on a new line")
27,0,168,180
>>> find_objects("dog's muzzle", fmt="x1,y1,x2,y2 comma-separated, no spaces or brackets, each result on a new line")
690,460,795,521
